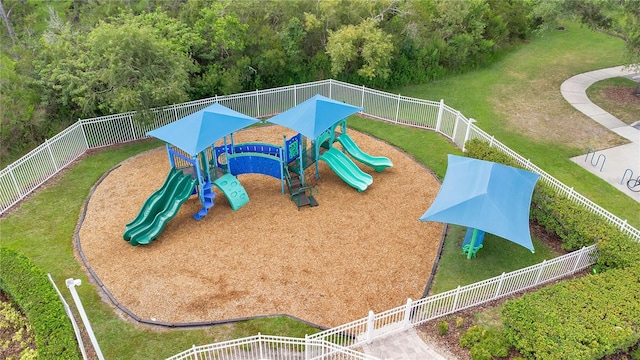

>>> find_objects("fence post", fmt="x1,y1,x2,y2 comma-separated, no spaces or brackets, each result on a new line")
435,99,444,133
366,310,375,344
78,118,90,150
534,260,547,285
568,187,574,201
494,272,506,299
452,286,461,311
45,138,59,172
452,111,461,145
190,344,196,359
572,247,586,272
361,85,366,108
395,94,401,123
258,332,264,359
305,334,310,360
462,119,476,152
255,89,261,117
403,298,413,330
9,167,23,198
294,84,298,106
128,114,137,141
172,104,179,123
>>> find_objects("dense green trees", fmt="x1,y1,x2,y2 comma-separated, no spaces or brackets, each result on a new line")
2,0,627,165
37,11,195,120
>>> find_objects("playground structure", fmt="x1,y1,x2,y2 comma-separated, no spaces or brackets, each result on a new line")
123,95,393,245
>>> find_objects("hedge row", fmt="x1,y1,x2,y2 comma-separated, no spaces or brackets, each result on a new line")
0,247,81,360
464,139,640,270
502,264,640,359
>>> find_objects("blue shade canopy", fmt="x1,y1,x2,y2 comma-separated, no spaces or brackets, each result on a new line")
419,155,541,252
266,94,363,139
146,103,259,157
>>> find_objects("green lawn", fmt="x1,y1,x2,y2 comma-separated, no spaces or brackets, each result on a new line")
1,21,639,360
586,77,640,125
428,225,560,293
389,22,640,230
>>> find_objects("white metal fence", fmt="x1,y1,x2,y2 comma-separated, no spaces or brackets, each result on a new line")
166,333,380,360
0,79,635,359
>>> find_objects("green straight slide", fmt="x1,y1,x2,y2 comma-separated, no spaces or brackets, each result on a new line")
319,147,373,192
337,134,393,172
123,169,196,246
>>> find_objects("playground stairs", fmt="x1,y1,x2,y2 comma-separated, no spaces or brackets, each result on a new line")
193,180,216,220
287,171,318,210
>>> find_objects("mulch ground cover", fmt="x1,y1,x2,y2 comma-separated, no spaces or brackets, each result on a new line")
77,125,444,328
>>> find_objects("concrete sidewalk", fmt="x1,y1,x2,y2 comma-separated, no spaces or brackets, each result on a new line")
561,65,640,202
361,328,452,360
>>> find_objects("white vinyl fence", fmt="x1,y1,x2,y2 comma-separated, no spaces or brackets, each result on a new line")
166,333,380,360
0,79,636,359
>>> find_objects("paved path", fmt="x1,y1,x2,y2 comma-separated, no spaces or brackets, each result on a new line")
361,328,451,360
561,65,640,202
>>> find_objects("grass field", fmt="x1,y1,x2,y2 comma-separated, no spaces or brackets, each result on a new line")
586,77,640,125
389,22,639,230
1,21,639,359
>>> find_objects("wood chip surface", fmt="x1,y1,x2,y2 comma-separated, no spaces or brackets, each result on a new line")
78,125,443,328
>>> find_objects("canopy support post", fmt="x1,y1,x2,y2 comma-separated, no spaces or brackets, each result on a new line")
467,228,478,260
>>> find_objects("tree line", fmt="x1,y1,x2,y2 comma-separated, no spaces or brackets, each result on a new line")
0,0,637,166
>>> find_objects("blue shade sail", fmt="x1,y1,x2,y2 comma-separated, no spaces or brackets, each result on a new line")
420,155,541,252
266,94,363,140
147,103,259,157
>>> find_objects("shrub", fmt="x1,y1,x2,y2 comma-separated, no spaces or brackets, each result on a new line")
460,325,510,360
595,230,640,271
502,265,640,359
464,138,517,167
438,320,449,336
631,342,640,360
0,247,81,360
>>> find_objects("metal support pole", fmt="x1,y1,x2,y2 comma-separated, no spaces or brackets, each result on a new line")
66,279,104,360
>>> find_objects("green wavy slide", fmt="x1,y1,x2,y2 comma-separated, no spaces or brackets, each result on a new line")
123,168,196,245
319,147,373,192
337,134,393,172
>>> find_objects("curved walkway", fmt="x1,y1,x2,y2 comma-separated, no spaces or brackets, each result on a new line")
362,65,640,360
562,65,640,202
